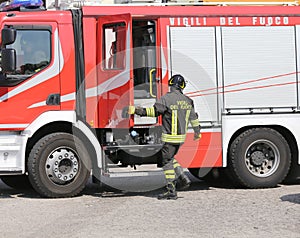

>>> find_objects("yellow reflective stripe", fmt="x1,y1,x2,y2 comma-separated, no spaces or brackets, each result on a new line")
173,159,180,168
185,110,191,131
165,175,176,179
171,110,175,135
164,169,176,179
150,107,155,116
128,106,135,114
164,170,175,174
171,109,178,135
146,108,151,116
162,133,186,143
146,107,155,117
191,119,200,127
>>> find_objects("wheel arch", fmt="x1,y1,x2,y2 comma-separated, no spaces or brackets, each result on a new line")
26,121,71,160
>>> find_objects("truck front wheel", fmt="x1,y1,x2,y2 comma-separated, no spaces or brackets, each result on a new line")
228,128,291,188
27,133,91,198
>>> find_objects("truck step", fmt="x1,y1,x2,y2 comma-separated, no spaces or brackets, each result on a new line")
102,164,163,178
103,170,163,178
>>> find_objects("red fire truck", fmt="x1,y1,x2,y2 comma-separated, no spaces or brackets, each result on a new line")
0,0,299,197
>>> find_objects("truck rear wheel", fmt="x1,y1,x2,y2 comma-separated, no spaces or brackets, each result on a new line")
228,128,291,188
27,133,91,198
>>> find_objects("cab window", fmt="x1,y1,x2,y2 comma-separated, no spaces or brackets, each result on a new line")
103,22,126,70
8,29,51,75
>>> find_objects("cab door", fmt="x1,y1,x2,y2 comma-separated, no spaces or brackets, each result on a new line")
97,14,133,128
0,22,59,128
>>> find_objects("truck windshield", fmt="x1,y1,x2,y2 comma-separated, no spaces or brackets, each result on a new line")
7,29,51,76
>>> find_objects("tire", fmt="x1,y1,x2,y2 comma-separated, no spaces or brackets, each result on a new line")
1,175,32,189
27,133,91,198
228,128,291,188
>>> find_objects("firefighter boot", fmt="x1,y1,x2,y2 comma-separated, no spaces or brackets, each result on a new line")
157,182,178,200
177,173,191,191
174,165,191,190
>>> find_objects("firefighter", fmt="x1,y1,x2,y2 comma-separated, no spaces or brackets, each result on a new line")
127,74,201,200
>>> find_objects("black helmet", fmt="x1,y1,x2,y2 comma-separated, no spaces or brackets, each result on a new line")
168,74,186,90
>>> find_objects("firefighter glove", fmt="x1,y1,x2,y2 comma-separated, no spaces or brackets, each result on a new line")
194,132,202,141
135,106,145,116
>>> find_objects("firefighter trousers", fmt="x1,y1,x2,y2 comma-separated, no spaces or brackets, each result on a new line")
161,143,182,184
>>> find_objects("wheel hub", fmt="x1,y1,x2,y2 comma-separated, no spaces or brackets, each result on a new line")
245,140,280,178
250,151,266,166
46,147,79,185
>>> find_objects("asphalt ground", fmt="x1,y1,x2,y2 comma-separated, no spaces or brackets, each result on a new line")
0,172,299,238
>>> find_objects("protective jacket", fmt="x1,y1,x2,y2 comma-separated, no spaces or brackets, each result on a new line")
136,88,200,144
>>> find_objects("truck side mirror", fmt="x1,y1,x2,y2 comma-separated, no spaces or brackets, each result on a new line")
1,48,16,73
1,28,16,46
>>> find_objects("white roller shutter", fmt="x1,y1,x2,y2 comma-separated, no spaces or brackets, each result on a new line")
169,27,218,123
222,26,297,110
